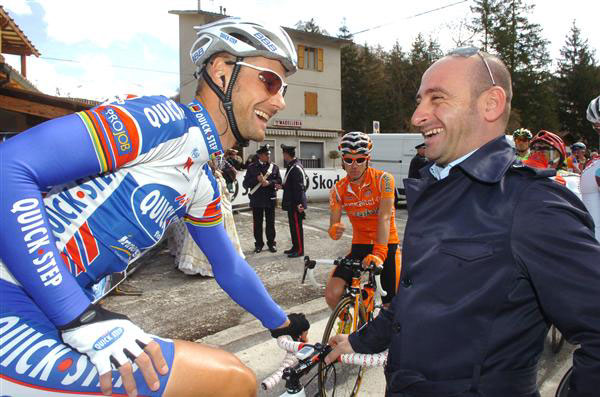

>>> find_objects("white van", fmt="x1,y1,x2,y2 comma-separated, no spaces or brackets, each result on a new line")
368,133,424,203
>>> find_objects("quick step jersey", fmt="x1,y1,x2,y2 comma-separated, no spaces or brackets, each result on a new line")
0,95,286,329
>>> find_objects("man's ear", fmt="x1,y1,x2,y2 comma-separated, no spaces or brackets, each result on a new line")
482,86,506,122
207,55,230,89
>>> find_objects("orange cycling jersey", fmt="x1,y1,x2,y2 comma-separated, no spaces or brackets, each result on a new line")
330,167,399,244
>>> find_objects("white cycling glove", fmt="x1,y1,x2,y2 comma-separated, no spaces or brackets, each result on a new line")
60,304,153,375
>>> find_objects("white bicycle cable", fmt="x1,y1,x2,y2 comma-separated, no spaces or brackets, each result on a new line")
261,336,388,391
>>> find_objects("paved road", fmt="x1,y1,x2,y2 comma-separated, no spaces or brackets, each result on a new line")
103,202,573,396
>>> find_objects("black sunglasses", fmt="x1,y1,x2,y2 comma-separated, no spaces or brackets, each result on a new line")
342,156,368,165
447,46,496,86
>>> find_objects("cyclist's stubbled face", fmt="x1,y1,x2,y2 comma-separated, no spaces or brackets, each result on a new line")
514,137,530,153
342,154,369,182
231,57,287,143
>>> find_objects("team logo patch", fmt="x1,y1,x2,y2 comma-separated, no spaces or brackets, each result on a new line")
189,104,201,112
184,157,194,172
131,184,187,243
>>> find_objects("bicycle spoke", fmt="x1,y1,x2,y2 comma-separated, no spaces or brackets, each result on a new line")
318,297,368,397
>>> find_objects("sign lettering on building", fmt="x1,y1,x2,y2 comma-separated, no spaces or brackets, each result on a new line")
273,119,302,128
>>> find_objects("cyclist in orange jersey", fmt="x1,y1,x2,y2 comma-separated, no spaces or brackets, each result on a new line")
326,131,401,309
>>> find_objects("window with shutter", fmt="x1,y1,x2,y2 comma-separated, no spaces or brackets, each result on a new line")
317,48,324,72
297,44,304,70
304,92,318,116
297,45,324,71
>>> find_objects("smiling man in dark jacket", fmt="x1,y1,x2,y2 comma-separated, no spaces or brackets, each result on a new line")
325,48,600,396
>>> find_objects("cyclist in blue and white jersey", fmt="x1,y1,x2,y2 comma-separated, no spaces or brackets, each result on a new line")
0,17,309,397
583,95,600,240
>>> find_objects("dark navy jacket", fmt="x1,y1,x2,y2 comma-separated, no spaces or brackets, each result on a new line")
242,160,281,208
281,158,307,211
349,136,600,397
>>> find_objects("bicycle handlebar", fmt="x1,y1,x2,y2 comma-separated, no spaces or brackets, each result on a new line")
302,256,387,298
261,336,388,391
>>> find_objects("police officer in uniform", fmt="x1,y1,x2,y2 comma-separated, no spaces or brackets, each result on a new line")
243,144,281,253
280,144,307,258
408,142,429,179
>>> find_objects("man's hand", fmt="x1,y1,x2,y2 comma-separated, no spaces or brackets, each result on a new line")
257,174,264,183
328,222,345,240
60,304,168,397
362,243,388,269
270,313,310,342
297,204,304,213
324,334,355,365
261,180,270,187
362,254,384,269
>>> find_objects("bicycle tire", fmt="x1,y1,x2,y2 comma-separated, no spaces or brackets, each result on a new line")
318,296,368,397
555,366,572,397
551,325,565,354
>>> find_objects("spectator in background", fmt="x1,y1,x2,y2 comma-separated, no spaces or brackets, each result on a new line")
169,158,245,276
243,153,257,169
566,142,587,174
524,130,581,199
225,148,243,170
280,144,307,258
512,128,532,160
408,142,429,179
243,144,281,253
582,95,600,241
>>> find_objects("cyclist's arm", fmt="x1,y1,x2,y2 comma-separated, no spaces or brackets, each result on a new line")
0,114,107,326
186,223,287,329
329,185,342,226
375,173,395,245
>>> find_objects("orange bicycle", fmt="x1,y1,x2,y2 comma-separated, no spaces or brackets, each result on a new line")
303,256,386,397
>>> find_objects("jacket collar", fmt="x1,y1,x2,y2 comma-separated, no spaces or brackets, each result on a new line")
408,136,515,211
418,135,515,184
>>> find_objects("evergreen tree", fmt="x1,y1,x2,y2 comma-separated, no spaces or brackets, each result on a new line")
556,20,600,148
295,18,328,35
338,21,368,132
470,0,501,52
382,41,411,131
470,0,556,132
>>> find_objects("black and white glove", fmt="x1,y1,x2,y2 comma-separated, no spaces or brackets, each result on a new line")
270,313,310,341
60,304,153,375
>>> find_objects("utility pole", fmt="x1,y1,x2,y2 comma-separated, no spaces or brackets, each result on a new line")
197,0,201,12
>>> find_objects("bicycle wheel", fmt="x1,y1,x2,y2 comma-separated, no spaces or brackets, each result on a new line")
555,366,572,397
551,325,565,354
318,296,368,397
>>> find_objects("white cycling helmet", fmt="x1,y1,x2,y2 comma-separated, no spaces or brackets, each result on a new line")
190,17,297,77
339,131,373,156
189,17,298,148
587,95,600,124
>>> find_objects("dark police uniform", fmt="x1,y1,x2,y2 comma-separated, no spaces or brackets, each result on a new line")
281,144,307,257
408,143,429,179
348,136,600,396
243,145,281,252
